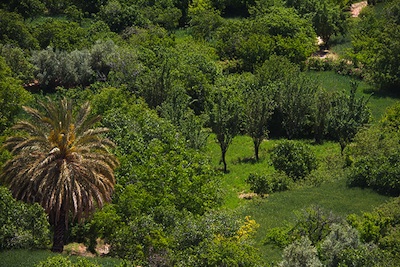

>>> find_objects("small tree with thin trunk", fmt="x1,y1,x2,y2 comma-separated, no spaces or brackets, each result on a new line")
208,77,242,173
328,81,370,154
1,97,118,253
243,84,275,161
278,74,319,139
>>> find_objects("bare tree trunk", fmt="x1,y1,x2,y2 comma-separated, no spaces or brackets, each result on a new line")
254,139,260,162
51,212,66,253
222,148,227,173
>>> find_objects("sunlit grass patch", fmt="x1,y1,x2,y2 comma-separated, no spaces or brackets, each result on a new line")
207,134,392,263
306,71,398,120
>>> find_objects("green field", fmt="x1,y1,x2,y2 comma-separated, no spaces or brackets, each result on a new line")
2,71,396,266
2,132,392,266
207,134,392,263
307,71,398,120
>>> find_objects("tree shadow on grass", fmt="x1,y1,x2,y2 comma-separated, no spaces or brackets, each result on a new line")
233,157,258,165
363,86,400,99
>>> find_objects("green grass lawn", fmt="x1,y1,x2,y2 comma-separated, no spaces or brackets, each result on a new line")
207,134,392,264
329,33,352,57
244,180,391,264
306,71,398,121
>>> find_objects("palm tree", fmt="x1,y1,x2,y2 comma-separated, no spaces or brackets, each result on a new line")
1,97,118,252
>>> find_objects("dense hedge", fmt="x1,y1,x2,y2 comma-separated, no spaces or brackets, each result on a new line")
0,186,50,250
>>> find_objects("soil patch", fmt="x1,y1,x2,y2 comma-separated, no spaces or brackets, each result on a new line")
351,1,368,17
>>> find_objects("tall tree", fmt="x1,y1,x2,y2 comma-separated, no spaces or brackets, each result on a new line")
286,0,347,46
1,98,118,252
208,75,242,173
278,74,319,139
328,81,370,153
351,0,400,91
242,81,275,161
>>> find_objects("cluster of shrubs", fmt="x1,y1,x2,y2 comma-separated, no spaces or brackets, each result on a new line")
246,140,317,195
345,103,400,196
347,154,400,195
306,57,363,78
265,205,399,266
246,172,291,196
0,186,50,250
35,255,135,267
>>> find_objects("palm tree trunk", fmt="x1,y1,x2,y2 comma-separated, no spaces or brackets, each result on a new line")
51,212,66,253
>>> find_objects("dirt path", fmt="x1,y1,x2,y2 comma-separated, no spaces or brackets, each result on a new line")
351,1,368,17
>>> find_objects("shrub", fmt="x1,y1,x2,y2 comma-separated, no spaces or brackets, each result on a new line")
31,48,95,89
347,197,400,259
338,243,397,267
35,256,71,267
279,236,323,267
319,223,361,266
0,186,50,250
108,215,170,265
264,226,293,248
270,140,317,180
35,256,101,267
246,172,291,195
173,215,261,267
347,153,400,195
306,57,334,71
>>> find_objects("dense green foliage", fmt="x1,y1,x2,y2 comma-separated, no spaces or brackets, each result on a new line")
346,102,400,195
351,0,400,91
0,187,50,250
0,0,399,265
286,0,347,45
265,205,398,266
347,197,400,262
0,56,32,133
270,140,317,180
246,172,291,195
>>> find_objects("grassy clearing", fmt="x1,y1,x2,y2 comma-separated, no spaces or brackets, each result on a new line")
306,71,398,120
208,134,392,263
244,180,391,264
207,135,276,209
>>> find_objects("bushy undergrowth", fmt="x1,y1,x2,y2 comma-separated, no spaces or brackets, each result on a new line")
246,172,291,195
306,57,363,78
348,154,400,195
346,103,400,195
270,140,317,180
35,256,99,267
0,186,50,250
347,197,400,260
94,208,261,266
265,205,398,266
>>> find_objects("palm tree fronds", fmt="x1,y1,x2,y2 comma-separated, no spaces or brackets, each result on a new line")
0,97,118,252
